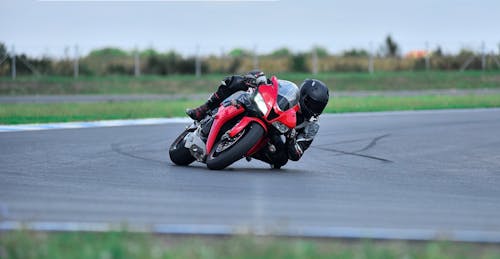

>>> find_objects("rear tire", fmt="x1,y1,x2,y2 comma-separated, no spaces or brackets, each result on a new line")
169,129,196,166
206,122,264,170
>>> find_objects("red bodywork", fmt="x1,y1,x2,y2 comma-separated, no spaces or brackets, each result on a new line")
205,76,298,157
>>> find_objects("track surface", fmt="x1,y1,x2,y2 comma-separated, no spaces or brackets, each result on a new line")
1,109,500,240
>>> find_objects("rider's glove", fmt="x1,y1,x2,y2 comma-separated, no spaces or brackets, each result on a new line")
286,128,297,140
243,70,267,88
285,129,303,161
222,93,252,109
235,93,252,108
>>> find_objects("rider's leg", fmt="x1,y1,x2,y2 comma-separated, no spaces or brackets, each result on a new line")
252,149,288,169
251,135,289,169
186,75,246,121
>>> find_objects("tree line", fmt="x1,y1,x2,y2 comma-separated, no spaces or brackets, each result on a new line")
1,36,498,77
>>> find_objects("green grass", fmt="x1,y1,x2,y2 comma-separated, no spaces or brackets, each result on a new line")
0,99,202,124
1,94,500,125
1,71,499,95
325,94,500,113
1,231,500,259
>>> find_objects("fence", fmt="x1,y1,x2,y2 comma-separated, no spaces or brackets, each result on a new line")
1,42,499,79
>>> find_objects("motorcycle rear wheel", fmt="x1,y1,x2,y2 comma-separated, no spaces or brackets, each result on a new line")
206,122,264,170
169,129,196,166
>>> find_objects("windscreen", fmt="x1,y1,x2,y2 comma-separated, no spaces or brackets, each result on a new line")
276,80,300,111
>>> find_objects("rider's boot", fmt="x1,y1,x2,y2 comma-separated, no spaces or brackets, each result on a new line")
186,93,222,121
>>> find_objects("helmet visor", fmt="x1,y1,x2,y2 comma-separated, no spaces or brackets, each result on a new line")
303,95,327,115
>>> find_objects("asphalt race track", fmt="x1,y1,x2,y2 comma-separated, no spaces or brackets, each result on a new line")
1,109,500,242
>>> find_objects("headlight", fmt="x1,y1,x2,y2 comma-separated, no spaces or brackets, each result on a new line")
253,92,268,115
272,122,289,134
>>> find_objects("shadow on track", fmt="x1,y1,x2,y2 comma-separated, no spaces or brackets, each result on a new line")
112,141,304,174
166,163,305,174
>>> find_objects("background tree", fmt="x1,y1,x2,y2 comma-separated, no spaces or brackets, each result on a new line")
432,46,443,57
0,43,6,58
384,35,399,58
88,47,128,58
270,47,291,57
342,48,369,57
0,43,9,75
140,48,159,57
311,46,329,57
291,53,308,72
457,48,475,58
228,48,251,58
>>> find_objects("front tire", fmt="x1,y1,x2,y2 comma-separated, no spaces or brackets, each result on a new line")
206,122,265,170
169,129,196,166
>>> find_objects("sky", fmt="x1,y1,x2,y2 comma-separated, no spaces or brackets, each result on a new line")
1,0,499,57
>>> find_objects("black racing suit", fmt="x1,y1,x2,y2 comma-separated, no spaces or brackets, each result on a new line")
251,112,319,168
206,74,320,168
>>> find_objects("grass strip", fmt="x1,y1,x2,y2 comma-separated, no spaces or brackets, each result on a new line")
1,231,500,259
1,71,499,95
1,94,500,125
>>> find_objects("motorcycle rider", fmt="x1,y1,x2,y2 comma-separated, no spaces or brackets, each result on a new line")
186,70,329,168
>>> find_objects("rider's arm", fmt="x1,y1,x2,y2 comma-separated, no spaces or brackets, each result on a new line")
216,75,248,98
217,70,265,98
286,121,320,161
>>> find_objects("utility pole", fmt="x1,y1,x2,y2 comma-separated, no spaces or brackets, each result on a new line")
11,45,16,79
195,45,201,77
425,41,430,71
74,45,79,78
368,42,374,74
64,46,70,60
253,45,259,70
481,41,486,71
312,47,318,75
220,47,225,59
134,47,140,77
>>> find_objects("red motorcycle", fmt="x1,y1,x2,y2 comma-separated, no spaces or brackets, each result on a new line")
169,76,300,170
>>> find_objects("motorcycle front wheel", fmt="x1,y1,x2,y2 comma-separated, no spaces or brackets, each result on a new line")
206,122,264,170
169,129,196,166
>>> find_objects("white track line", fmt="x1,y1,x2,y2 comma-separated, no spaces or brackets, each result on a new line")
0,117,191,133
1,221,500,243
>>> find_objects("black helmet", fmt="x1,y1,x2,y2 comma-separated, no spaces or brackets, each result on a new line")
299,79,329,119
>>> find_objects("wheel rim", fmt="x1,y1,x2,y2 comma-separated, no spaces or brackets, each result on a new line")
214,129,246,155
